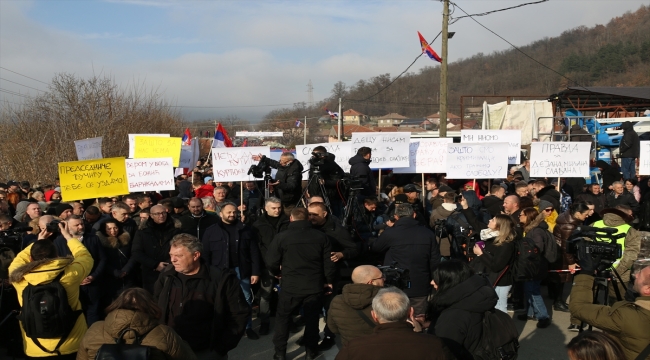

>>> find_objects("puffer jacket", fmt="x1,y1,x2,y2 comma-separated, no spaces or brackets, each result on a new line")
9,239,93,357
327,283,380,345
551,210,581,283
349,154,376,196
77,309,196,360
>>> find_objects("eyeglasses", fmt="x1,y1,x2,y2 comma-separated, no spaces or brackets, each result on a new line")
543,208,553,212
150,212,166,217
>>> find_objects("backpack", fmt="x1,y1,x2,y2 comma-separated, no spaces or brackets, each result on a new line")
511,237,541,282
540,229,558,263
473,309,520,360
18,270,82,355
95,328,152,360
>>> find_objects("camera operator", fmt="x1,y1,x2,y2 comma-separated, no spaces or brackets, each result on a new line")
307,146,344,214
348,147,376,197
569,259,650,360
590,205,641,304
252,152,303,213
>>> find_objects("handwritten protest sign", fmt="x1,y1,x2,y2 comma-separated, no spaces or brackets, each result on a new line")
58,157,128,201
445,143,509,179
128,133,169,158
126,157,175,192
637,141,649,175
461,129,521,164
133,136,182,167
74,137,103,161
296,142,354,180
393,138,452,174
211,146,270,182
530,142,591,177
351,132,410,169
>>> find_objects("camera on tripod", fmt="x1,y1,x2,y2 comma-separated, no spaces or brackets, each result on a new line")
568,225,624,273
377,262,411,290
308,151,327,167
340,173,363,190
247,160,271,179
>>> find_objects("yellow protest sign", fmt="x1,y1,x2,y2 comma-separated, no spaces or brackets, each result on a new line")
58,157,129,201
133,136,182,166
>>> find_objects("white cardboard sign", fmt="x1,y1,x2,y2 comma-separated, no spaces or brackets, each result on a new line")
125,157,175,192
461,129,521,164
530,142,591,178
393,138,453,174
640,141,650,175
445,143,509,179
211,146,271,182
350,132,410,169
74,137,103,161
128,133,169,159
296,142,354,180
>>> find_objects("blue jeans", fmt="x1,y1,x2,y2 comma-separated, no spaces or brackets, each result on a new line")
234,267,253,329
495,285,511,314
524,280,549,320
621,157,635,180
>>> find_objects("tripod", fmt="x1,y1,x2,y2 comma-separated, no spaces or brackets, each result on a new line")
341,185,366,235
579,267,625,332
297,167,333,214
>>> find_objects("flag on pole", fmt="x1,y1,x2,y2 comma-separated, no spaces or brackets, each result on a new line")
295,120,301,127
418,31,442,62
181,128,192,145
325,108,339,119
213,123,233,148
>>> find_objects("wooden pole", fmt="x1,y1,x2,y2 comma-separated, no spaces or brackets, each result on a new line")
240,182,244,215
378,169,382,196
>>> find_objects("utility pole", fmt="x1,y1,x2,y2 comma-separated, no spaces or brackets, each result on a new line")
337,97,342,141
303,116,307,145
439,0,449,138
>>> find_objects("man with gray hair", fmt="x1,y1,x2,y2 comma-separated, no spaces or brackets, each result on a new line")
154,233,249,360
606,181,639,214
252,152,304,214
370,203,440,315
335,287,448,359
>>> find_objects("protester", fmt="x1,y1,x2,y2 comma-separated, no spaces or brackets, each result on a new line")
179,197,219,240
9,221,93,359
619,121,640,180
566,331,626,360
123,194,139,214
596,160,622,191
154,234,249,360
348,147,376,197
77,287,196,360
93,201,138,240
625,178,641,203
327,265,383,345
96,219,137,299
335,287,449,360
606,181,640,214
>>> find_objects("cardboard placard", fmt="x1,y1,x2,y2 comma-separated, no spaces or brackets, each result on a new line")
211,146,271,182
125,157,175,192
393,138,453,174
461,129,522,164
128,133,169,158
296,142,354,180
350,132,410,169
445,143,509,179
133,136,182,167
530,142,591,178
58,157,129,201
74,137,103,161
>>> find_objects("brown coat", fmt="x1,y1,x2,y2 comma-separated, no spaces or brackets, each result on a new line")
551,211,581,282
77,309,196,360
327,284,380,345
335,322,449,360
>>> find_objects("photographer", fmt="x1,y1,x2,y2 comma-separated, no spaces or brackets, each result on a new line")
307,146,344,213
252,152,303,213
569,259,650,360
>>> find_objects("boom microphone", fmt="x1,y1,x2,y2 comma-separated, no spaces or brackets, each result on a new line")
572,226,617,236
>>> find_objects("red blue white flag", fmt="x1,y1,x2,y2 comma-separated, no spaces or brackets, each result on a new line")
213,123,233,148
418,31,442,62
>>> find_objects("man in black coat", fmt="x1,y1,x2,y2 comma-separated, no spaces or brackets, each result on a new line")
202,202,261,340
307,201,359,350
348,146,376,197
369,203,440,315
266,207,336,360
619,121,640,180
92,201,138,240
575,183,606,222
251,197,289,335
179,197,219,240
132,204,182,294
606,181,640,214
252,152,304,212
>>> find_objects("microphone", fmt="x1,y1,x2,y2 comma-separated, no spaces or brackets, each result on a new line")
571,226,617,236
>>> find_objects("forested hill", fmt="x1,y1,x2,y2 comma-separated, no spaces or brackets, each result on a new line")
263,5,650,122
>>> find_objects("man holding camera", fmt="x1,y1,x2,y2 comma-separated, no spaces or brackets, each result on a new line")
307,146,344,214
252,152,303,214
569,259,650,360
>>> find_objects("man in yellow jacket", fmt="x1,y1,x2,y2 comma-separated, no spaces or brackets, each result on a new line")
9,221,93,359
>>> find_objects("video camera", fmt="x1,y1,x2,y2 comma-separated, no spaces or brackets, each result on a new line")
247,159,272,179
308,151,328,167
568,225,625,273
340,173,363,190
377,262,411,290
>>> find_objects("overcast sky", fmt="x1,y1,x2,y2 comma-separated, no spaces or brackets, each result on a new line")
0,0,646,122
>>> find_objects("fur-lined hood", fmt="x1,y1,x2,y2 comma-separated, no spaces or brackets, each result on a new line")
96,231,131,249
524,212,547,234
9,256,73,284
138,216,182,231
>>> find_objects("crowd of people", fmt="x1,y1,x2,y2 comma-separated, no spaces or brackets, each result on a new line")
0,134,649,359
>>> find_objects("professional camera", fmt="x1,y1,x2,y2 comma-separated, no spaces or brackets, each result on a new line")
46,220,61,234
0,228,30,252
308,151,327,167
377,262,411,290
568,225,624,273
247,161,271,179
340,173,363,190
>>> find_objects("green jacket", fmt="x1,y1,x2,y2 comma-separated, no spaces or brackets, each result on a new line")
569,274,650,360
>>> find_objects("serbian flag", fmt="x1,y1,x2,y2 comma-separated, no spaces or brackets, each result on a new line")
325,108,339,119
418,31,442,62
295,119,302,127
213,123,233,148
181,128,192,145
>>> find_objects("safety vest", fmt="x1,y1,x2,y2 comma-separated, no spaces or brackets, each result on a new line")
591,220,631,268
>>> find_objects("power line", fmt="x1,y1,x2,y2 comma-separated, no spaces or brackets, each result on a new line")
167,103,298,109
0,67,50,86
0,77,48,93
449,0,586,89
0,88,33,99
449,0,549,25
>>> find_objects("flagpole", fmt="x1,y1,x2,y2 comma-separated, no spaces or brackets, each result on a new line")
338,98,342,141
304,116,307,145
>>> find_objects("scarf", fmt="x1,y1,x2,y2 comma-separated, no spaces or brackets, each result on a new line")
480,228,500,240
